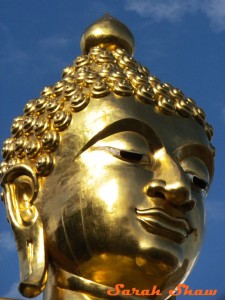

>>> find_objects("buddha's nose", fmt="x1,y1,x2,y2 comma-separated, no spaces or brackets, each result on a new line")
145,149,194,210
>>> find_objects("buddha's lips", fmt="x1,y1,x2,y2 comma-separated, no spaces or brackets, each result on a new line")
136,208,192,243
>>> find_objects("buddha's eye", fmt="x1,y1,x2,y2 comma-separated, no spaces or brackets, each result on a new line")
92,146,150,164
119,149,150,163
186,173,209,193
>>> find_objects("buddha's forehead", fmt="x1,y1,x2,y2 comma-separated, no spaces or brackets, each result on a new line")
63,95,210,154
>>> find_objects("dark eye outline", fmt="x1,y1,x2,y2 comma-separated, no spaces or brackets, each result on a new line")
92,146,151,164
186,172,209,193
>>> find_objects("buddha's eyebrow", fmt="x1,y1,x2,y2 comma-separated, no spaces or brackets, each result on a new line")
75,118,163,158
174,144,214,182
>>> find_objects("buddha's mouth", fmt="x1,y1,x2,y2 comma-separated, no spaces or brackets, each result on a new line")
136,208,193,243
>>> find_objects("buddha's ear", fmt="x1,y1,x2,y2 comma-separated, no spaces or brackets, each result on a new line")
1,164,48,298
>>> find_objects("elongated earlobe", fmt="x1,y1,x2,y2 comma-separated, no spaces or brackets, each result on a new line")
1,164,48,298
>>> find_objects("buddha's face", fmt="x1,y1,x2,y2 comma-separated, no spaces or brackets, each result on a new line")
37,95,213,295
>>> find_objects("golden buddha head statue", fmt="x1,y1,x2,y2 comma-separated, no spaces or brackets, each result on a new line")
0,15,214,300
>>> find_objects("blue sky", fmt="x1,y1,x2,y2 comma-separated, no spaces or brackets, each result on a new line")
0,0,225,299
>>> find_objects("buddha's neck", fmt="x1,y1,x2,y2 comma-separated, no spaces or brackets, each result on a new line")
43,265,176,300
43,265,101,300
43,264,175,300
43,264,127,300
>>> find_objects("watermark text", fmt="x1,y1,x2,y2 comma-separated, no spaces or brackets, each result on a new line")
107,283,217,297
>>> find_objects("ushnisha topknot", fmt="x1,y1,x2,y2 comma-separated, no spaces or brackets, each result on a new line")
0,15,214,180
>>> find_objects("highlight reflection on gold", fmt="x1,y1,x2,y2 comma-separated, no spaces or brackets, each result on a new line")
98,179,118,212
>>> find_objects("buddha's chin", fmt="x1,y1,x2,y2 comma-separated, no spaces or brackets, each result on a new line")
136,253,179,277
135,247,181,277
76,250,182,291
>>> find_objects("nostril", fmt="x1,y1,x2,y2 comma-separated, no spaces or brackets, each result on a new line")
152,191,166,200
145,180,167,198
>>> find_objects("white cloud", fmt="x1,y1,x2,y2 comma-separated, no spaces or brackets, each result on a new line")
4,48,28,64
4,282,22,299
124,0,225,32
0,23,29,65
35,35,73,70
38,35,72,50
202,0,225,32
0,231,16,252
4,282,43,299
206,200,225,222
0,23,72,72
125,0,199,22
